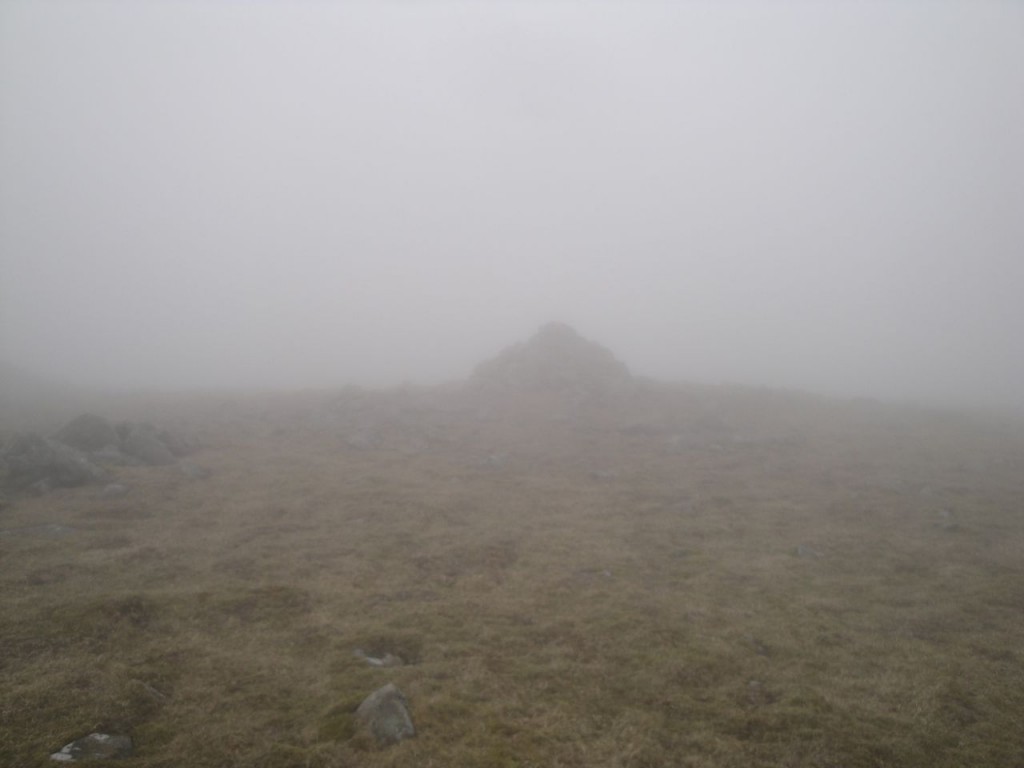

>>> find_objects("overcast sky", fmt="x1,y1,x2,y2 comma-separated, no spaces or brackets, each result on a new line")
1,1,1022,407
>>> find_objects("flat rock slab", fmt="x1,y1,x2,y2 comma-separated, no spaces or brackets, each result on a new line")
355,683,415,746
50,732,133,762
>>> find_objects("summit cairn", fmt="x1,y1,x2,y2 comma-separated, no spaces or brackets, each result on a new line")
470,322,632,397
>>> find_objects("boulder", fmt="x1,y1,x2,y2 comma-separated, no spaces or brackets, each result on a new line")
2,433,107,491
118,423,176,466
355,683,415,746
91,446,143,467
53,414,120,453
50,732,133,762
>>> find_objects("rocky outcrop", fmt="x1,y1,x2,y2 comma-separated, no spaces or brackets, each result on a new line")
1,414,197,492
118,422,177,466
59,415,192,467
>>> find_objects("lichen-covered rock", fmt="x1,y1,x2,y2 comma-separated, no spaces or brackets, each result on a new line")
355,683,415,746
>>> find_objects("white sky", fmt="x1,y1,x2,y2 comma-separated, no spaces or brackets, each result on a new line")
1,1,1022,407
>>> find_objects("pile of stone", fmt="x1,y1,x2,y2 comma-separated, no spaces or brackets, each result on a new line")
1,413,194,494
469,322,632,397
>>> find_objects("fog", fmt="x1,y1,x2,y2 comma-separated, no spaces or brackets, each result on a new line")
1,2,1021,408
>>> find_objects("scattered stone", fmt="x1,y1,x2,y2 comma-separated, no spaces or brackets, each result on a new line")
120,423,176,466
475,453,506,469
50,732,133,762
157,428,194,457
91,446,143,467
935,508,960,531
0,523,77,539
620,422,661,436
101,483,129,498
178,462,211,480
28,478,53,496
666,433,707,452
53,414,120,453
343,432,376,450
355,683,415,746
795,544,822,559
354,648,405,668
746,680,777,707
2,433,107,491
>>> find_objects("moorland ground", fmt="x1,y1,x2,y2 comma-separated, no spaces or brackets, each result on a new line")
2,383,1024,767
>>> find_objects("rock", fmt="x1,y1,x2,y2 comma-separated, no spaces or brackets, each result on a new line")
470,322,632,396
53,414,120,453
475,453,506,470
178,462,210,480
157,428,194,457
91,446,143,467
795,544,822,559
28,479,53,496
50,732,133,762
101,483,129,498
119,423,176,466
354,649,404,668
355,683,415,746
2,433,107,491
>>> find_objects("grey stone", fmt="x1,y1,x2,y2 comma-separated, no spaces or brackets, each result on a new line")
50,732,133,762
178,461,211,480
475,453,506,469
28,478,53,495
91,445,143,467
355,683,415,746
0,523,76,539
53,414,120,453
101,483,129,498
120,423,176,466
157,428,194,457
354,649,405,668
795,544,822,559
2,433,107,491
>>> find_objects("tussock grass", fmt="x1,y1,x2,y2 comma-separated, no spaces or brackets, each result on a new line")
2,387,1023,766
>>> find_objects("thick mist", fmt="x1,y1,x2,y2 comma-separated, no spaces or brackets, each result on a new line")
1,2,1022,408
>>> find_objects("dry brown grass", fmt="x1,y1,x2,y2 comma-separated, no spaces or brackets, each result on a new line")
2,385,1023,767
